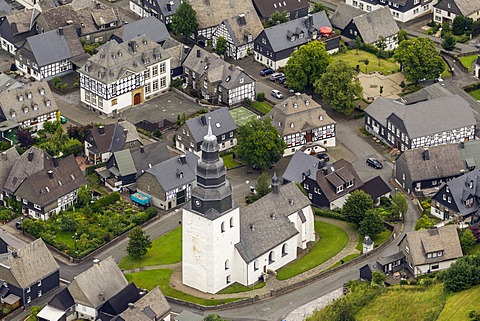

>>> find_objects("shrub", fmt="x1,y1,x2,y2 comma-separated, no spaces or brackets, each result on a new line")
132,212,149,225
145,207,158,219
256,92,265,102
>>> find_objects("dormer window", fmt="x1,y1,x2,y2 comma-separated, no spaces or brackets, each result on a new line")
39,88,45,95
27,92,32,99
33,104,38,110
299,32,304,39
291,35,296,41
336,185,344,193
465,197,474,207
469,180,474,188
18,95,24,102
11,111,16,117
446,186,449,192
23,107,28,114
346,179,354,188
46,100,51,107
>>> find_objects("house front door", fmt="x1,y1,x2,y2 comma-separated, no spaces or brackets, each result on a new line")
306,131,312,142
133,93,141,105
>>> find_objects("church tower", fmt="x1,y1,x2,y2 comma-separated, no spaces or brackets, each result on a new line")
182,121,241,293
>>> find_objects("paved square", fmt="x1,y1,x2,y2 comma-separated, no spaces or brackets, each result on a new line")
122,91,204,124
358,72,406,100
230,106,258,126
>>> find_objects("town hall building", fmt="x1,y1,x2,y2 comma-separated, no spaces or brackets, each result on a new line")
182,122,315,293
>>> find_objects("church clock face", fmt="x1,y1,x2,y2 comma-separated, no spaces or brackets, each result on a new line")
194,199,202,207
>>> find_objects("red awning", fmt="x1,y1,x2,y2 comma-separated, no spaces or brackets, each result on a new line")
319,26,332,35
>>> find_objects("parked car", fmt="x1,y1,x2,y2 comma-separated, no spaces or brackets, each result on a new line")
278,76,287,84
269,72,285,81
260,68,275,76
16,218,23,230
317,153,329,162
271,89,284,99
60,115,67,124
366,157,383,169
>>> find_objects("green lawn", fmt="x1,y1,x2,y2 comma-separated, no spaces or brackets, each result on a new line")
466,242,480,255
221,153,241,169
119,227,182,270
217,281,266,294
276,221,349,280
125,269,242,306
356,229,392,251
332,50,399,75
251,101,273,115
468,88,480,100
459,54,478,72
326,253,361,270
437,285,480,321
356,284,445,321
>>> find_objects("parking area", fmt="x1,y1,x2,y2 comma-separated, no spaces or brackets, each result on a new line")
0,49,15,72
358,71,406,100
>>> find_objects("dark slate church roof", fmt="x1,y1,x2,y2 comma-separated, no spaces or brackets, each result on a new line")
97,283,140,320
235,182,310,263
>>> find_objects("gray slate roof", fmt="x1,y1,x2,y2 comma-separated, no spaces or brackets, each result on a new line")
0,239,59,289
145,152,198,192
221,10,263,47
15,154,87,207
68,257,128,309
461,140,480,169
0,81,58,124
266,93,335,137
180,107,238,143
252,0,308,19
130,141,170,176
0,0,11,16
262,11,331,53
81,35,169,84
3,146,47,194
351,7,399,44
161,37,188,69
86,121,139,154
402,225,462,266
189,0,256,29
365,94,476,139
113,17,169,44
438,169,480,216
0,73,22,92
183,46,255,90
397,144,466,182
331,2,365,30
6,9,39,35
117,287,171,321
0,147,19,194
282,150,325,183
23,26,85,66
235,182,311,263
435,0,480,16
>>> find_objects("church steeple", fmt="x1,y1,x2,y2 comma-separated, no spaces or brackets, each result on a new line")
190,120,233,217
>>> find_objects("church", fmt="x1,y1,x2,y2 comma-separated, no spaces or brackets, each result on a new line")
182,123,315,294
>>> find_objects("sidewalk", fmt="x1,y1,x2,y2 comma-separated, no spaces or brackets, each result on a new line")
122,216,360,300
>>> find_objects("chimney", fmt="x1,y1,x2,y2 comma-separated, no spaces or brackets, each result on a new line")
140,146,144,153
179,155,187,164
93,258,100,265
422,148,429,161
53,157,59,167
270,213,276,220
98,293,105,302
27,151,34,162
309,14,313,26
166,2,171,11
47,170,54,179
123,128,128,136
460,141,465,149
58,27,63,35
197,49,201,58
128,302,135,309
12,251,18,258
321,167,328,175
98,126,105,135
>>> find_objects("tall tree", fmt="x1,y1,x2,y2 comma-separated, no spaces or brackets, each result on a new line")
391,192,408,219
460,228,477,253
235,118,286,170
396,30,408,44
342,190,374,225
442,32,457,51
215,36,227,55
358,209,385,238
314,60,362,115
171,0,198,40
284,41,331,92
376,36,387,51
393,37,444,83
126,226,152,259
265,11,289,27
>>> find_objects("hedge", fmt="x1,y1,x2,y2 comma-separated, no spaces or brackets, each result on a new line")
314,208,347,221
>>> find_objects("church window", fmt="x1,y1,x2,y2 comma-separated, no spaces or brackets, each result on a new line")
230,217,234,228
226,275,231,284
269,251,275,264
221,222,226,233
225,259,229,270
282,243,288,257
254,260,259,271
